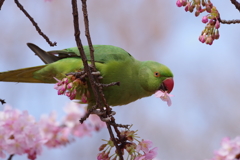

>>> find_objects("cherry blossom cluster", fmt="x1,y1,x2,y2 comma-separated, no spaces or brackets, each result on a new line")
155,90,173,106
97,130,158,160
210,137,240,160
0,102,105,160
54,75,88,102
176,0,220,45
0,106,44,159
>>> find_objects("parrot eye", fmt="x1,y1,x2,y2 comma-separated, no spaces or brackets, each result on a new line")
154,72,160,77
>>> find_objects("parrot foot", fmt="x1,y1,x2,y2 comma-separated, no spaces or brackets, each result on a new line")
95,82,120,88
100,116,112,122
91,110,116,116
109,123,131,129
91,71,101,75
91,109,105,116
91,71,103,79
66,71,86,77
91,109,116,122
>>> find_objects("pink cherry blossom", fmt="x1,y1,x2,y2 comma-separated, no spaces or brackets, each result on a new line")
0,106,45,159
155,90,173,106
0,102,105,160
136,139,153,153
134,147,158,160
144,147,158,160
211,137,240,160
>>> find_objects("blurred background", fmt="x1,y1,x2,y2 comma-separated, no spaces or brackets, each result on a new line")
0,0,240,160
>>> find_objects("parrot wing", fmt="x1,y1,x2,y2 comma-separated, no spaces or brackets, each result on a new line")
27,43,133,64
27,43,79,64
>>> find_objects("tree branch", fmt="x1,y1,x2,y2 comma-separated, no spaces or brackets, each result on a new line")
219,18,240,24
71,0,124,159
7,154,14,160
0,98,5,105
71,0,100,106
14,0,56,46
0,0,5,10
230,0,240,12
81,0,96,69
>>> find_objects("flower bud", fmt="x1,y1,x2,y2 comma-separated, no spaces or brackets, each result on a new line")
215,20,220,29
206,5,211,13
67,83,73,89
206,36,213,45
214,30,220,39
181,0,187,6
196,4,202,11
99,144,107,151
195,11,200,17
202,0,206,6
202,16,208,23
199,35,206,43
176,0,182,7
189,5,195,13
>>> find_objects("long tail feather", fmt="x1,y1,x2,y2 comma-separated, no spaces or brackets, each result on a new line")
0,66,46,83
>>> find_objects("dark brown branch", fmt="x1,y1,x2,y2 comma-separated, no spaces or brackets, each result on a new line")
219,18,240,24
71,0,100,107
81,0,96,69
230,0,240,12
7,154,14,160
72,1,124,159
0,0,5,10
109,122,130,129
14,0,56,46
0,98,5,105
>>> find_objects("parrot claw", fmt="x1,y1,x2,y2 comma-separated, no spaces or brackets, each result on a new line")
99,111,116,122
91,109,116,122
91,110,116,116
110,111,116,116
91,109,106,116
91,71,101,75
100,116,111,122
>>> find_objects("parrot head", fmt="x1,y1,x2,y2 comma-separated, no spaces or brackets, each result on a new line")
139,61,174,94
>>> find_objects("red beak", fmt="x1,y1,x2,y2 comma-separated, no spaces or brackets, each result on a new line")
159,78,174,93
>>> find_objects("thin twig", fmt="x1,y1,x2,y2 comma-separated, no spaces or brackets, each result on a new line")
79,105,98,123
219,18,240,24
0,98,6,105
95,82,120,88
71,0,101,110
0,0,5,10
14,0,57,46
230,0,240,12
109,122,131,129
81,0,95,69
7,154,14,160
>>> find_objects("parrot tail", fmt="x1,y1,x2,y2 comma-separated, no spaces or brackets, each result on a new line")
0,66,46,83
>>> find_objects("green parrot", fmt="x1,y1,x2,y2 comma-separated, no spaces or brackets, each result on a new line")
0,43,174,108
